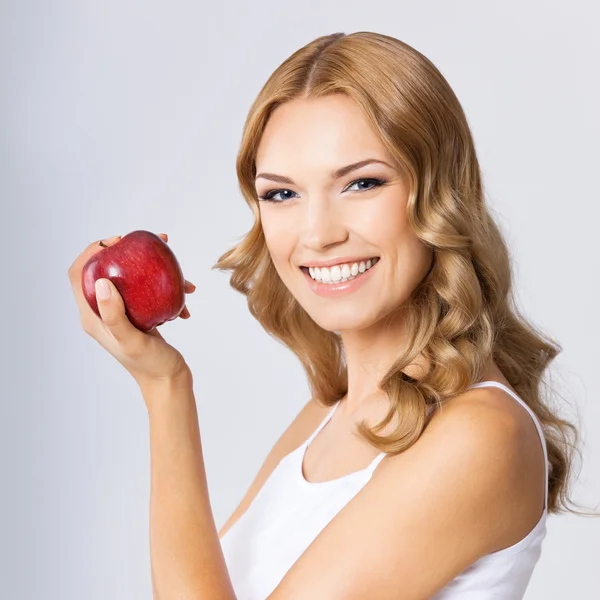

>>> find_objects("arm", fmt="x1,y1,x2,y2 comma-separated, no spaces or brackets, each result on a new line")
267,388,545,599
143,369,237,600
67,234,234,598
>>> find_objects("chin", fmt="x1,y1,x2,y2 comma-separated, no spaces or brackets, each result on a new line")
305,305,381,334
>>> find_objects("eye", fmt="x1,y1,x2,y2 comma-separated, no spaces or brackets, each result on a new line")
258,188,299,203
345,178,387,193
257,177,387,203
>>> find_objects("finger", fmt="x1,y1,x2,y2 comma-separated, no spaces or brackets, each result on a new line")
179,306,190,319
158,233,168,242
94,278,145,345
184,280,196,293
100,234,122,246
68,235,123,318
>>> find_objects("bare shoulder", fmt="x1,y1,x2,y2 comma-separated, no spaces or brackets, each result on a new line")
266,385,548,599
277,397,336,451
435,383,547,480
218,397,331,539
269,388,544,600
414,383,547,545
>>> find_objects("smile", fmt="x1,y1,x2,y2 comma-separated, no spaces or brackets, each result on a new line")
300,258,380,297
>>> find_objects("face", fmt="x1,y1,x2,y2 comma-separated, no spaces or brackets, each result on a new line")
255,94,433,334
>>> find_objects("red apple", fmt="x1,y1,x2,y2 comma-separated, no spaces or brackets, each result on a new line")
81,230,186,333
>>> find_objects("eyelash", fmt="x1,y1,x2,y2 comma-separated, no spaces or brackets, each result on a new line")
257,177,388,203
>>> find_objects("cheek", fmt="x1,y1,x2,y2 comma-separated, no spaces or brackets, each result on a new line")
361,194,430,282
358,191,409,247
261,216,296,270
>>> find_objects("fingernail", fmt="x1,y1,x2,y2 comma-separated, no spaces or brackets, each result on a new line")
95,278,111,301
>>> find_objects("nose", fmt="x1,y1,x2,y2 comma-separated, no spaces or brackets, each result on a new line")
299,197,349,252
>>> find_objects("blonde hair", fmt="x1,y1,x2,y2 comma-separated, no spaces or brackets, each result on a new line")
213,31,592,516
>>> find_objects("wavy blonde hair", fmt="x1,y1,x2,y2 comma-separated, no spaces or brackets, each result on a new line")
213,31,592,516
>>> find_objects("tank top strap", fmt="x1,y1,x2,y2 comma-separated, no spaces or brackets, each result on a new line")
364,451,387,475
303,401,341,447
468,380,549,511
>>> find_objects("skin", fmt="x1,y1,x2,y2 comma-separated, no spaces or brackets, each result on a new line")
67,118,545,596
253,92,520,463
68,232,197,384
256,94,438,418
236,96,546,597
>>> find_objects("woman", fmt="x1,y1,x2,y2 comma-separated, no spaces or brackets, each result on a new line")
68,32,590,599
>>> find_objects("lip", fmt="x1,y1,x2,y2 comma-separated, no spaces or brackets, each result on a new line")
299,255,379,268
301,259,379,297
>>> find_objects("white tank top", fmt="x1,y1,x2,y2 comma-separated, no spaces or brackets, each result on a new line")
220,381,549,599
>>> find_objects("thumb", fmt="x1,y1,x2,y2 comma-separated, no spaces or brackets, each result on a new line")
94,278,138,343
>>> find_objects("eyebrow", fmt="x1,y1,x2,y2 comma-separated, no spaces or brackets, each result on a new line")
255,158,394,185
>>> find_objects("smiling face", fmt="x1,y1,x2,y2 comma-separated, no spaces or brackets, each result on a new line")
255,94,433,334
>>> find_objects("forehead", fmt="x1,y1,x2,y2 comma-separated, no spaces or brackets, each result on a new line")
255,95,389,172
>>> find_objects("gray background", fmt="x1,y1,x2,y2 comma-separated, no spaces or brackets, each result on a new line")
2,1,599,598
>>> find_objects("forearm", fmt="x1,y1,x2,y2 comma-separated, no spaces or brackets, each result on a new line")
142,370,236,600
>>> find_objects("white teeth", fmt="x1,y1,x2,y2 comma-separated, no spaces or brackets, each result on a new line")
305,258,379,284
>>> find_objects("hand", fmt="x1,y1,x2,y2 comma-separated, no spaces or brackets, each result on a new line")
68,232,196,387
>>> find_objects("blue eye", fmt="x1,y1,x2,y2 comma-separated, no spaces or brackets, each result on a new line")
258,177,387,203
